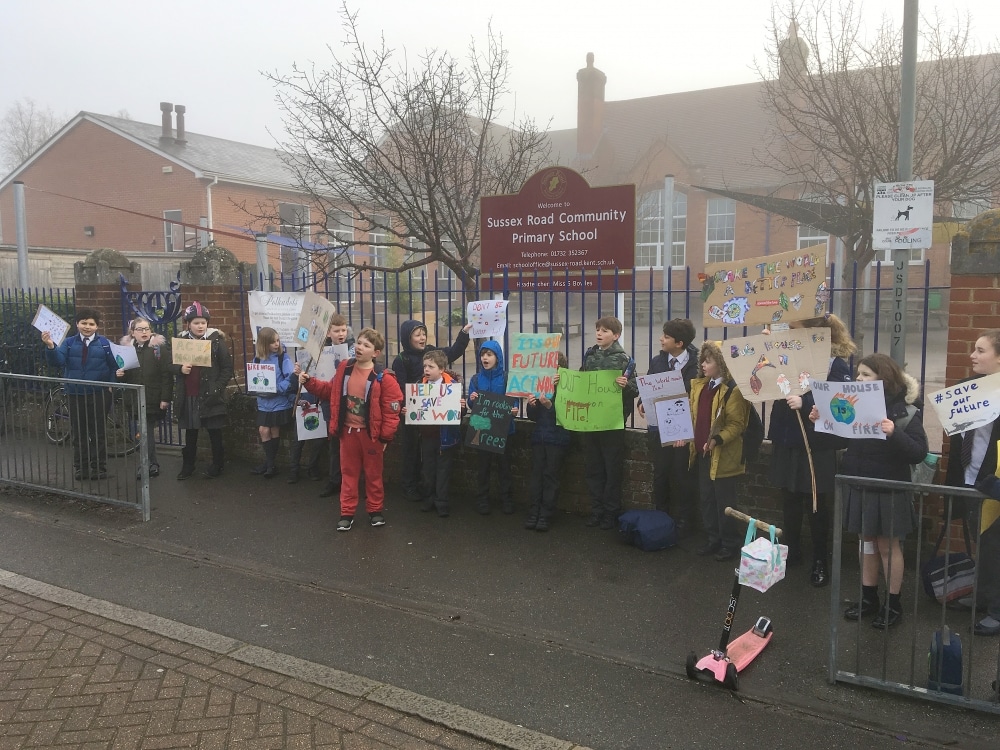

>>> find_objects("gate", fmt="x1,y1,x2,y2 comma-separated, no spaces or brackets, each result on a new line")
0,373,150,521
829,475,1000,712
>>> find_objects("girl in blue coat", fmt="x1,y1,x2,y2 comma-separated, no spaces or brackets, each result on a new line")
467,340,518,514
251,327,296,478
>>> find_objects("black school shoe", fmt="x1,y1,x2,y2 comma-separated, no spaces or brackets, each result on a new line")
844,598,880,621
535,517,550,532
872,606,903,630
810,560,829,588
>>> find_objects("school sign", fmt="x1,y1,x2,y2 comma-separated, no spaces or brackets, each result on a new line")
480,167,635,292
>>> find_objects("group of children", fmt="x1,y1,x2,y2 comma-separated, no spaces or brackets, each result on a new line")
51,303,1000,634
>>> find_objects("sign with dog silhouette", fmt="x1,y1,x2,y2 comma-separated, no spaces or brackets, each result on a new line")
873,180,934,250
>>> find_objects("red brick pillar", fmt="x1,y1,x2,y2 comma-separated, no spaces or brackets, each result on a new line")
73,248,142,339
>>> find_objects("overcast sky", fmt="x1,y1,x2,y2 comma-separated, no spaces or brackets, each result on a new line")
2,0,997,149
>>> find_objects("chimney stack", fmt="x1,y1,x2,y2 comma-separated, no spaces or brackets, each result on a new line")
174,104,187,144
159,102,174,143
576,53,606,160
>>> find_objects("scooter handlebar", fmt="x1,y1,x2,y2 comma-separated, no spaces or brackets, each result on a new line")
725,506,782,537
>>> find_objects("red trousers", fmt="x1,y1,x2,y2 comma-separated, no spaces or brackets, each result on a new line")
339,427,385,516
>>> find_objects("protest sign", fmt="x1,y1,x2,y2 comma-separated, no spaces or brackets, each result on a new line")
246,362,277,394
295,401,327,441
296,343,350,381
653,397,694,442
171,337,212,367
109,343,140,371
467,299,509,339
701,248,828,327
506,331,562,398
405,382,463,425
636,371,685,406
928,371,1000,436
554,369,624,431
293,291,337,362
812,380,888,440
724,329,831,404
247,292,304,343
31,304,71,346
465,392,518,453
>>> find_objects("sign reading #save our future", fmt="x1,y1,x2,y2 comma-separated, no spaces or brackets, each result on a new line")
812,380,888,440
928,371,1000,436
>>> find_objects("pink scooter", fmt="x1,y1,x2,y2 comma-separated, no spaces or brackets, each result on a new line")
686,508,781,691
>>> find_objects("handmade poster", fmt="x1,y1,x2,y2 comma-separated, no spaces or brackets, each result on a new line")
247,291,304,343
636,371,685,407
467,299,509,339
465,391,518,453
31,304,71,346
171,337,212,367
927,371,1000,435
246,362,277,394
724,329,832,405
653,397,695,442
295,400,328,441
296,343,350,381
293,291,337,362
700,248,828,327
506,331,562,398
812,380,888,440
405,381,463,425
109,343,140,371
554,369,624,432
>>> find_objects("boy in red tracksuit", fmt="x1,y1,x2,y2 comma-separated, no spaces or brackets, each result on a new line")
300,328,403,532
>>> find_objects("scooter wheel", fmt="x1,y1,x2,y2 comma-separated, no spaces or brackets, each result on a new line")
685,652,698,680
724,662,739,691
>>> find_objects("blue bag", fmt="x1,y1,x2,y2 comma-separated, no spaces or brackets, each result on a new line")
618,509,677,551
927,626,963,696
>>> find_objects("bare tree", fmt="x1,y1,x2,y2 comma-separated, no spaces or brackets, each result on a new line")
0,98,61,173
263,3,550,299
757,0,1000,270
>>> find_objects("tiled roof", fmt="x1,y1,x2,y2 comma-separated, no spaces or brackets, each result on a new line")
86,112,298,189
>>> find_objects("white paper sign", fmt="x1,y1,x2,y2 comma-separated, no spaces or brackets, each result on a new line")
248,292,305,343
405,382,463,424
653,397,694,442
873,180,934,251
467,299,508,339
296,401,328,440
31,304,71,346
812,380,888,440
296,343,350,381
637,371,685,406
246,362,277,393
110,343,140,371
928,372,1000,436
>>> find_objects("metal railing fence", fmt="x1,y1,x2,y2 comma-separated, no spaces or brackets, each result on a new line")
829,475,999,712
0,373,150,521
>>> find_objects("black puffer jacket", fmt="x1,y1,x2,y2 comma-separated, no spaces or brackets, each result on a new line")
769,357,852,451
120,333,174,419
840,374,929,481
391,319,470,387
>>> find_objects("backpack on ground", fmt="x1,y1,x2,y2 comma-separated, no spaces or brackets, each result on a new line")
618,509,677,551
927,626,963,695
920,515,975,608
722,380,765,463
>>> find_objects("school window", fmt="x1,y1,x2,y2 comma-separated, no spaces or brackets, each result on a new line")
634,189,687,268
797,224,829,259
278,203,311,277
706,198,735,263
367,213,392,301
163,210,195,252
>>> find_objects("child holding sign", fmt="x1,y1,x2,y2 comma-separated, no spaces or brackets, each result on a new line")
249,327,296,479
811,353,927,629
525,352,571,531
172,302,234,480
119,318,173,479
467,340,518,515
417,350,464,518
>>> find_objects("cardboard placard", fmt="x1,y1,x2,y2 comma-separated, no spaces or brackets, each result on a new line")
171,337,212,367
293,291,337,362
554,369,624,432
701,248,828,327
723,330,832,404
506,331,562,398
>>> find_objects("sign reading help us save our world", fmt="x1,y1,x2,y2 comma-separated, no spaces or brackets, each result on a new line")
405,382,463,425
506,332,562,398
554,369,624,432
927,371,1000,436
812,380,888,440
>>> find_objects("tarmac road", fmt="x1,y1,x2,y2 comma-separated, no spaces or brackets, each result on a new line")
1,463,999,749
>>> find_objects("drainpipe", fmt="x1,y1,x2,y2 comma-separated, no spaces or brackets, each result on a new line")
14,181,28,290
205,175,218,244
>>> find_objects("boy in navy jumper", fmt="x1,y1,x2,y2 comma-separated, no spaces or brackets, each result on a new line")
42,307,120,480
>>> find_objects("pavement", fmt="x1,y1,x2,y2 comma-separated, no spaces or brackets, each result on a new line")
2,449,1000,749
